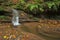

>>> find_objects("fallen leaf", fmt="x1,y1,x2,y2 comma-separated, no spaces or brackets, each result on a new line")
3,36,7,39
12,35,16,38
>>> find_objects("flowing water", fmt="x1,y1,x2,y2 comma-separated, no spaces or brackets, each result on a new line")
11,9,21,26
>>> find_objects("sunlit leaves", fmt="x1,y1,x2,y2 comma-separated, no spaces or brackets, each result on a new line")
15,0,60,13
0,0,60,15
45,2,54,8
28,4,38,11
19,0,26,4
39,8,44,12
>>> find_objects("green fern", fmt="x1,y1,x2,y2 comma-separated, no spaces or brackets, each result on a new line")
29,4,38,11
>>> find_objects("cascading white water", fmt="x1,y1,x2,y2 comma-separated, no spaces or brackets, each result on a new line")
12,9,21,26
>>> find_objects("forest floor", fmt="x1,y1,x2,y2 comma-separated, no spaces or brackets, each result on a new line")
0,19,60,40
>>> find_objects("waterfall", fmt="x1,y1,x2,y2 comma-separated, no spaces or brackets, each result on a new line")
12,9,21,26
